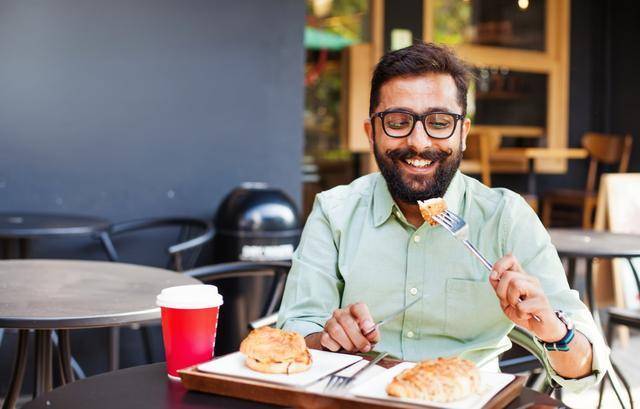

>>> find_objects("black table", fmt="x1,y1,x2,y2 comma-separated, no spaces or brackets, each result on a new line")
549,228,640,319
21,363,565,409
0,259,200,409
0,212,109,258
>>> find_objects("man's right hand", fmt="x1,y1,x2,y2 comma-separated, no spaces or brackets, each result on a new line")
305,302,380,353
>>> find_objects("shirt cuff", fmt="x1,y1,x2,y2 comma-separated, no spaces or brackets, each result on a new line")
532,321,609,393
280,319,324,339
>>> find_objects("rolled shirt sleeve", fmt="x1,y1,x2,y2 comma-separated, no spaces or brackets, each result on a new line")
276,196,343,338
502,194,609,392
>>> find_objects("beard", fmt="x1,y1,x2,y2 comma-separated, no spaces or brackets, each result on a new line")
374,136,462,203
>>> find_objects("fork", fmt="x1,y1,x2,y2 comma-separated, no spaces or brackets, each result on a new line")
433,209,541,322
432,210,493,271
324,351,389,392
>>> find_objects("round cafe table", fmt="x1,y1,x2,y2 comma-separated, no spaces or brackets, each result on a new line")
0,212,110,259
548,228,640,319
0,259,200,409
21,362,565,409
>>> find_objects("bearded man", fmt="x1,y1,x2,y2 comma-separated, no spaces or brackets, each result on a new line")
277,42,607,391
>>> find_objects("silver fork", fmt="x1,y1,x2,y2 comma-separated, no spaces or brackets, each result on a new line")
324,351,389,392
432,210,493,271
433,209,541,322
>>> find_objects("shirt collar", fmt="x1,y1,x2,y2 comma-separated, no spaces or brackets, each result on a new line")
372,171,465,228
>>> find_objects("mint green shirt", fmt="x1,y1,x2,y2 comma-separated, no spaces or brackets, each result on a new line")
277,171,608,392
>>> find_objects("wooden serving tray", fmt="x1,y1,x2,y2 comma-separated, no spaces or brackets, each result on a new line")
179,357,526,409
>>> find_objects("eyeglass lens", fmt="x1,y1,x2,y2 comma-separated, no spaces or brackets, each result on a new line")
382,112,457,138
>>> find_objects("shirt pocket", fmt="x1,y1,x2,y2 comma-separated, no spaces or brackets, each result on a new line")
444,278,505,342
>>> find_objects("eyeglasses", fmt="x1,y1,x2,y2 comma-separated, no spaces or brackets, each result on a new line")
371,110,464,139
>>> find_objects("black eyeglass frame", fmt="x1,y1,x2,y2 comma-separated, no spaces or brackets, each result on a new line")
371,109,465,139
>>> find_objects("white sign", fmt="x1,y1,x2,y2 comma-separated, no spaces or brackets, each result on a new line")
239,244,294,261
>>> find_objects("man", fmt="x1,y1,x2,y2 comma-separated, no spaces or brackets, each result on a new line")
277,42,607,391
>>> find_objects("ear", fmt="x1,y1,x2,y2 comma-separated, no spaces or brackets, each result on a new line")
460,118,471,151
364,118,374,151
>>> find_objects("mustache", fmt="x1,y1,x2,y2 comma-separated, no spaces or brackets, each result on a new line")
385,147,453,162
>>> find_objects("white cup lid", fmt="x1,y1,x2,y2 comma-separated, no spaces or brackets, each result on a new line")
156,284,223,309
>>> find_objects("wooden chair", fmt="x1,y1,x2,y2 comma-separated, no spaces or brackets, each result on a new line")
542,133,633,228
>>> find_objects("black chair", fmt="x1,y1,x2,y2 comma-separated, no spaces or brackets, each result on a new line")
184,261,291,354
98,217,214,369
598,258,639,409
99,217,214,272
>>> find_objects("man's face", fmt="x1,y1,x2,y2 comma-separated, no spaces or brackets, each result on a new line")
365,74,471,203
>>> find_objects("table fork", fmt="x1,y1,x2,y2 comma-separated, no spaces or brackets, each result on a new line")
432,210,493,271
324,351,389,392
432,209,541,322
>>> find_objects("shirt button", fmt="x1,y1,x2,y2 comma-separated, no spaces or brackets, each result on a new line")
413,235,421,243
406,331,415,338
409,287,418,296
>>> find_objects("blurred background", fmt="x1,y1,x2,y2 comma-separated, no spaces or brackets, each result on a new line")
1,0,639,407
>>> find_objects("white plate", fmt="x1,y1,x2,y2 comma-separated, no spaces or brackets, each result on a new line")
350,362,516,409
197,350,363,387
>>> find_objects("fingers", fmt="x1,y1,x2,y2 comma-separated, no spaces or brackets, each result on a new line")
515,298,544,315
322,303,375,353
324,316,356,351
505,279,536,307
335,308,372,352
491,254,523,282
494,270,538,305
349,302,380,344
320,331,341,351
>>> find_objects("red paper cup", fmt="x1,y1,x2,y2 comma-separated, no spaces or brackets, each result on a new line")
156,284,223,380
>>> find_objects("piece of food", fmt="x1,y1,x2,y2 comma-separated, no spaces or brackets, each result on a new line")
386,357,480,402
239,326,312,374
417,198,447,226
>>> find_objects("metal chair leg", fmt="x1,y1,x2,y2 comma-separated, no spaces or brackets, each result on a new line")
58,330,74,384
18,238,30,259
2,330,29,409
141,326,154,364
599,321,616,407
610,361,634,409
33,329,53,398
567,257,576,289
109,327,120,371
51,330,85,381
598,373,608,408
585,258,602,327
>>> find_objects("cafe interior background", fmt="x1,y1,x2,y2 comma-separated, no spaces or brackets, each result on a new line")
1,0,639,406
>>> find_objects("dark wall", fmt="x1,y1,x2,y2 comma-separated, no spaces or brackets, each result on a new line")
0,0,304,387
609,1,640,171
0,0,304,228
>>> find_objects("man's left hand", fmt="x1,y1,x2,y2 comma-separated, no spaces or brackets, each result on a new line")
490,254,566,342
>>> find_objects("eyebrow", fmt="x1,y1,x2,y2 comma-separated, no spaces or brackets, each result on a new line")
385,106,456,114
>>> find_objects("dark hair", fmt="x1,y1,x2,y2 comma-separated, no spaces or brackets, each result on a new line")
369,42,471,116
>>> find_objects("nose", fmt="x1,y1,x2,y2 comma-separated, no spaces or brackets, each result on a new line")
406,119,433,151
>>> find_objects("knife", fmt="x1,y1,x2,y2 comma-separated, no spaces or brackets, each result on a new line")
363,294,424,336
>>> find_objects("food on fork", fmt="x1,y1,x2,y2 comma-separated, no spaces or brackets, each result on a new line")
386,357,480,402
239,327,312,374
417,197,447,226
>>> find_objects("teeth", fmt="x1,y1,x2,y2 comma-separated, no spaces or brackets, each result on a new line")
405,158,433,167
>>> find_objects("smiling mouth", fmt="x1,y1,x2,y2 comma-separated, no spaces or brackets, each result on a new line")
403,158,436,169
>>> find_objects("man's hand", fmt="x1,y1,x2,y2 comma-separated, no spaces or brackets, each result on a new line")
307,302,380,353
490,254,566,342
